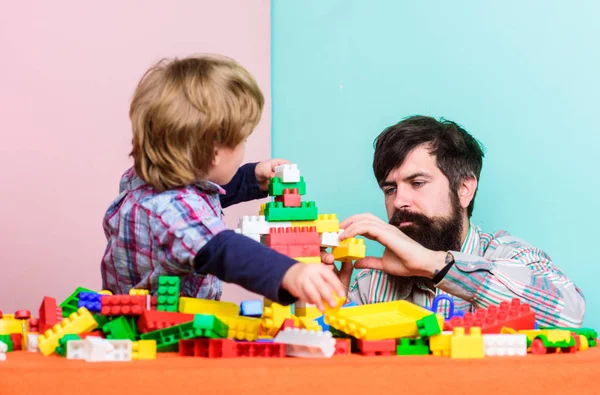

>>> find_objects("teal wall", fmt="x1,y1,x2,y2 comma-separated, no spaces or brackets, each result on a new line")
272,0,599,328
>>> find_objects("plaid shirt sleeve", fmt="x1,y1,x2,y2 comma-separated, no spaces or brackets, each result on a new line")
149,193,227,275
436,235,586,328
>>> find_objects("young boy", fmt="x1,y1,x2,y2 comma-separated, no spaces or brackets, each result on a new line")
100,55,343,311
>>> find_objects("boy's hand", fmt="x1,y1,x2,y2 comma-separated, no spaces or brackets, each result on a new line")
255,159,290,191
281,263,346,312
320,248,353,291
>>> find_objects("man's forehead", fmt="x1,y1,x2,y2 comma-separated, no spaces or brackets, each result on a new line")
386,147,439,181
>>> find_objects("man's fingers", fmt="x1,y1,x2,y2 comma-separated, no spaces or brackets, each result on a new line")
353,256,384,271
339,213,378,229
320,249,335,264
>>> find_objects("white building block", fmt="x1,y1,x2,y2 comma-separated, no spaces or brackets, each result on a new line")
67,338,133,362
27,333,40,352
320,230,344,247
238,216,292,236
0,341,7,361
483,334,527,356
275,164,300,183
234,228,261,243
274,328,335,358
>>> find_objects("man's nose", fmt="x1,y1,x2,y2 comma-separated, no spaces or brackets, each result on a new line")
393,187,411,210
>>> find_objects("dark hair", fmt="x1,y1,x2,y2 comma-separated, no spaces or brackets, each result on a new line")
373,115,485,217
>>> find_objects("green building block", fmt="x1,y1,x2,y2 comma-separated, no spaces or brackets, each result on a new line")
264,201,318,222
268,176,306,197
140,314,228,352
540,326,598,344
55,334,81,357
102,316,138,341
157,276,180,312
93,313,110,328
397,338,429,356
60,287,95,317
0,335,13,352
416,314,441,337
590,339,597,347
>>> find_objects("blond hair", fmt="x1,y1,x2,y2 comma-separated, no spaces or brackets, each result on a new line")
129,55,264,191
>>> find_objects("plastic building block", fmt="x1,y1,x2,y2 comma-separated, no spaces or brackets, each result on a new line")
98,290,113,295
270,244,321,257
80,331,105,339
27,333,40,352
517,329,576,354
180,338,236,358
9,334,22,351
265,201,318,222
325,300,443,340
140,314,228,352
294,256,321,263
315,315,329,332
483,334,527,356
264,226,320,246
334,339,350,355
320,230,343,247
430,294,457,319
38,307,98,356
315,214,340,233
540,326,598,345
157,276,180,312
269,176,306,196
578,335,589,351
234,228,261,242
295,306,322,320
218,315,261,341
274,328,336,358
132,340,156,360
0,341,6,361
357,339,396,356
178,297,239,316
238,215,292,235
67,338,133,362
129,289,149,296
274,164,300,183
60,287,95,318
78,292,101,313
28,318,39,333
275,318,299,338
0,335,13,351
102,316,138,341
299,316,322,332
445,298,535,334
397,338,430,356
429,332,452,356
256,335,274,342
92,313,111,329
236,341,286,357
240,300,263,317
416,314,443,338
331,238,366,261
137,309,194,333
274,188,302,207
0,316,22,334
259,203,266,215
261,301,293,337
100,295,148,316
450,327,485,359
56,334,81,357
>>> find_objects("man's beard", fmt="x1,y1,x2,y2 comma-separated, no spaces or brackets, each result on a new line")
389,193,464,252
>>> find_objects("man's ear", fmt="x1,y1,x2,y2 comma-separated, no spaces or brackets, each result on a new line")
458,176,477,209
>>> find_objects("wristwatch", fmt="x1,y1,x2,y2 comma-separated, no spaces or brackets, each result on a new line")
433,252,455,284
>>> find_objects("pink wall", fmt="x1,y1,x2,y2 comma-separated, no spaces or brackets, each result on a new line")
0,0,269,313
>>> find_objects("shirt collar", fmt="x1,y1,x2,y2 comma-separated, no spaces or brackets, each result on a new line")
194,180,226,195
460,222,480,255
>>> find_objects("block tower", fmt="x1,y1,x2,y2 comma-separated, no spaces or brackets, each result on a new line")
236,164,366,331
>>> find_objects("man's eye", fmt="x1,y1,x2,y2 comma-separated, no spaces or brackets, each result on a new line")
384,187,396,196
412,181,425,188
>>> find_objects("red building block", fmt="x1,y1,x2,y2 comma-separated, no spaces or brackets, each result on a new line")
444,298,535,334
100,295,151,316
80,331,105,339
10,334,23,350
275,318,298,337
235,342,286,357
180,338,236,358
137,309,194,333
28,318,39,333
334,339,351,355
270,244,321,258
264,226,320,246
38,296,61,333
274,188,301,207
356,339,396,356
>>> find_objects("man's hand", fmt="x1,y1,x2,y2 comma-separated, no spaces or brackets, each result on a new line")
255,159,290,191
339,213,447,278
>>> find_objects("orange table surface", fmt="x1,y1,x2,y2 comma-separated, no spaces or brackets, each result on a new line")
0,348,597,395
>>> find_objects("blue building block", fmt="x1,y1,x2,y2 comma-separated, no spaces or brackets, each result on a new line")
314,300,356,331
78,291,101,313
240,300,263,317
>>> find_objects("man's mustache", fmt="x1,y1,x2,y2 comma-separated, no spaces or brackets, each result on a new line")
389,210,432,228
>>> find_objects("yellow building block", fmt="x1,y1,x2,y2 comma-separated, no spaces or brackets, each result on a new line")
290,220,318,229
295,306,322,320
291,214,340,233
325,300,442,340
178,297,239,316
0,315,23,334
261,300,293,337
258,335,273,341
331,238,366,261
259,203,266,215
129,289,149,296
299,316,322,332
132,340,157,360
294,256,321,264
38,307,98,356
98,290,113,295
579,335,589,351
450,327,484,359
219,315,261,341
429,332,452,356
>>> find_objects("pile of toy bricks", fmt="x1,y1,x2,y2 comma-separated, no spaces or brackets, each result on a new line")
1,283,596,362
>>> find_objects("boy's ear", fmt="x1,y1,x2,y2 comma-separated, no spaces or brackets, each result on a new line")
212,147,220,166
